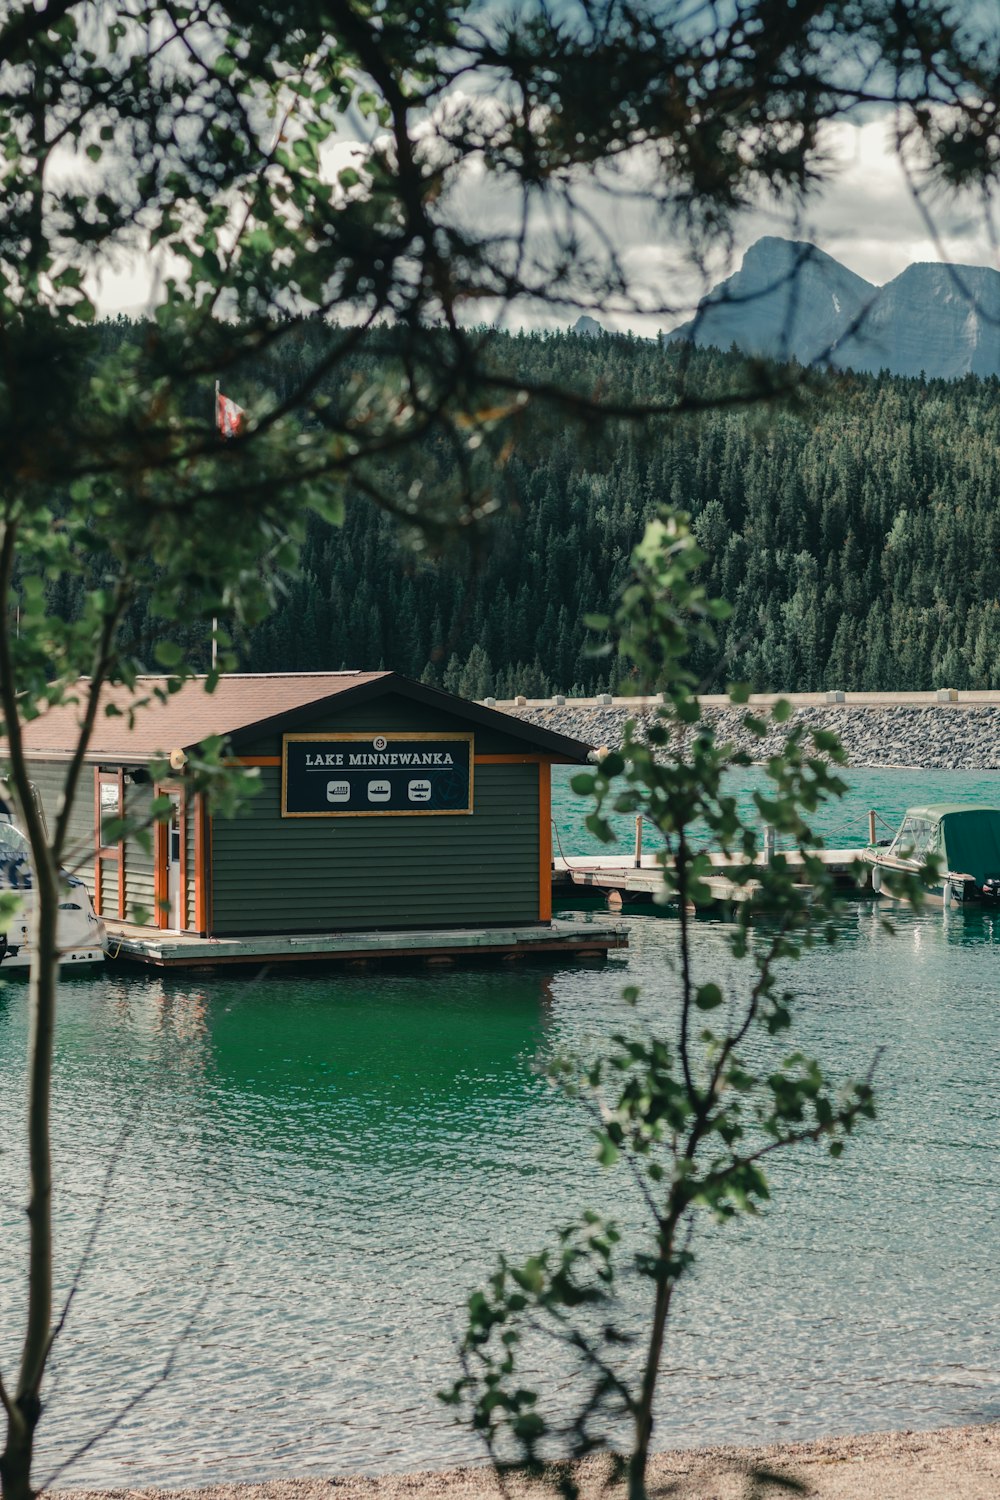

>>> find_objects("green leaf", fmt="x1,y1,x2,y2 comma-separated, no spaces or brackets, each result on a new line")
153,640,184,668
694,982,724,1010
595,1136,619,1167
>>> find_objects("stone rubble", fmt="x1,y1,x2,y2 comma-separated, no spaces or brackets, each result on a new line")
503,703,1000,770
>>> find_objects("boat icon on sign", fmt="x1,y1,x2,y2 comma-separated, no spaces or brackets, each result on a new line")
367,780,391,803
408,779,432,803
326,781,350,803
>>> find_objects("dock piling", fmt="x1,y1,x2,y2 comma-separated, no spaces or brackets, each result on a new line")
634,815,643,868
868,808,877,845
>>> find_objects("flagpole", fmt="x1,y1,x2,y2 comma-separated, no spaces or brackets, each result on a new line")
212,380,219,671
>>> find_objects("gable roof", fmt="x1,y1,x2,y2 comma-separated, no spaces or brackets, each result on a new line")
5,672,593,764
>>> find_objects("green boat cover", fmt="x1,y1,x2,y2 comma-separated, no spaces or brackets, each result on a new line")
888,804,1000,884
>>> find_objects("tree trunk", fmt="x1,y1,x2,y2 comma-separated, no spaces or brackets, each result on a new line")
628,1255,674,1500
0,1395,41,1500
1,863,60,1500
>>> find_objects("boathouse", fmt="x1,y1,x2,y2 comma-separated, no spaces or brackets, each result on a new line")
12,673,621,966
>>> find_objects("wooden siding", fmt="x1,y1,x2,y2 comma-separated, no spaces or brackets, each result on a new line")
123,779,156,925
184,794,197,929
210,762,539,935
26,761,96,895
235,694,543,759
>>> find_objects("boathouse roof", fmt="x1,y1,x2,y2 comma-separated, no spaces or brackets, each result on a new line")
8,672,594,764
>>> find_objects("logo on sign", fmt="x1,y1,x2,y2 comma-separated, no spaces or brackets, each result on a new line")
408,779,431,802
367,780,391,803
373,735,388,751
326,781,350,803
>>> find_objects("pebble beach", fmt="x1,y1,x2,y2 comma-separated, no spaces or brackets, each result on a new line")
60,1423,1000,1500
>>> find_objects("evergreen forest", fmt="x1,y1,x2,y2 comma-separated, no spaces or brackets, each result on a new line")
102,322,1000,695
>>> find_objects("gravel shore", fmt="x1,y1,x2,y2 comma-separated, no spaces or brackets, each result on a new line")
507,702,1000,770
60,1423,1000,1500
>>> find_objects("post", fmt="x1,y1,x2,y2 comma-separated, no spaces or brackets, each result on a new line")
634,814,643,868
868,809,876,846
763,824,775,865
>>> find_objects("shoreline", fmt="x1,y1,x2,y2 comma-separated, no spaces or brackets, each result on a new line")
60,1423,1000,1500
506,702,1000,771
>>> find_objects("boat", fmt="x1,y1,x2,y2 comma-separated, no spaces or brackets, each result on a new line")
865,804,1000,907
0,801,106,973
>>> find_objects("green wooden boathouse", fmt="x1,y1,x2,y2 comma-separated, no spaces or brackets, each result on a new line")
13,672,619,965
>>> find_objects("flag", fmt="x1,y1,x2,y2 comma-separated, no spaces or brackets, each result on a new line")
217,391,245,438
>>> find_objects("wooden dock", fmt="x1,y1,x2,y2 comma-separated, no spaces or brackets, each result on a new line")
553,849,873,907
103,917,628,970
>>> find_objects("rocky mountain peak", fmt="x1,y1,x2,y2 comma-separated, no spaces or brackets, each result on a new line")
670,237,1000,379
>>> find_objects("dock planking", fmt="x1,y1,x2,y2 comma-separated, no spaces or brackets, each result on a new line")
103,916,628,969
553,848,873,907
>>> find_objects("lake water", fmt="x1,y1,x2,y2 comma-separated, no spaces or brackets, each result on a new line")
0,766,998,1488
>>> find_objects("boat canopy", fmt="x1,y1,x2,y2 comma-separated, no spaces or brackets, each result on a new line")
0,820,33,887
889,804,1000,884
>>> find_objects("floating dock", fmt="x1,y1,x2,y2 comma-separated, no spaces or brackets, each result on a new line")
553,849,873,907
104,916,627,970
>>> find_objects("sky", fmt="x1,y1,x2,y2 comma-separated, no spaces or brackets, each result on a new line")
92,112,998,335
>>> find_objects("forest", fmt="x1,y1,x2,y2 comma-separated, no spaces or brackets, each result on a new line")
102,323,1000,694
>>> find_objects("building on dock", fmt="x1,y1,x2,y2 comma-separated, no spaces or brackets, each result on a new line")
7,672,625,967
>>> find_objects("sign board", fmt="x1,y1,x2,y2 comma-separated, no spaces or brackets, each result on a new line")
281,733,474,817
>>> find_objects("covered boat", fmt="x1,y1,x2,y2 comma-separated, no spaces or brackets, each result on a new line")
0,815,106,973
867,804,1000,906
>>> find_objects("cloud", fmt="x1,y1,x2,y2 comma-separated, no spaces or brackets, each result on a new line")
91,107,998,333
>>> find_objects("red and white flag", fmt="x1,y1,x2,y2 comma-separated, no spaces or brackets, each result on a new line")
216,391,245,438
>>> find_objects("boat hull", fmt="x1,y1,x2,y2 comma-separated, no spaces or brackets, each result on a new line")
866,854,984,908
0,897,107,973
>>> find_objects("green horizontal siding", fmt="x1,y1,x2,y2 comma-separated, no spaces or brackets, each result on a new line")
210,762,540,935
26,761,96,896
184,797,198,930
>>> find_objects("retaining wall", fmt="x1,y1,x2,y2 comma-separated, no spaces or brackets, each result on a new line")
486,692,1000,771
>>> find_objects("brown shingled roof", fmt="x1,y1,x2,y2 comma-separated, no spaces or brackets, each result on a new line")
11,673,387,762
5,671,595,764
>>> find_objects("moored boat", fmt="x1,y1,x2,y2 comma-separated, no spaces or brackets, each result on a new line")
864,803,1000,907
0,814,106,973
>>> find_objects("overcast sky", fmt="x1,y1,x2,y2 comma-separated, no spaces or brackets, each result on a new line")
93,112,997,333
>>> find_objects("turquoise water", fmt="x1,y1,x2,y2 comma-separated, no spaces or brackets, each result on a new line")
552,763,1000,856
0,767,997,1487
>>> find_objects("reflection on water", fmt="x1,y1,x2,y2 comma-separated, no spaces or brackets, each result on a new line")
0,896,998,1486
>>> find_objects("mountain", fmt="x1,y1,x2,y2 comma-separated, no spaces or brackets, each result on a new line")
833,263,1000,378
570,314,606,337
670,237,1000,378
669,238,875,364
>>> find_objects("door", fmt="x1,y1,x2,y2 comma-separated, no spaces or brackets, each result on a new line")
156,789,184,931
166,792,182,931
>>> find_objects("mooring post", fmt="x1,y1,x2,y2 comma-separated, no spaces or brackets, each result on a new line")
763,825,775,865
868,808,877,845
634,814,643,868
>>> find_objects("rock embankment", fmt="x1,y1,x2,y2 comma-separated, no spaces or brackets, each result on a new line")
504,702,1000,770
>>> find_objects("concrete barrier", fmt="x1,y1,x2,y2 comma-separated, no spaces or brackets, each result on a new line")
481,690,1000,710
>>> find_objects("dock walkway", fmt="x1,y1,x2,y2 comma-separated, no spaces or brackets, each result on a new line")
104,917,628,970
553,849,871,905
